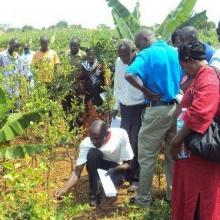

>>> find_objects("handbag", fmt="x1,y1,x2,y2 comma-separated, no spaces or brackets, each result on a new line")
184,117,220,162
184,66,220,162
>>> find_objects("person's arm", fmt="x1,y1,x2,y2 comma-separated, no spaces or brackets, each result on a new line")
180,75,193,92
53,51,60,72
55,164,85,199
125,74,160,101
170,125,192,159
106,161,130,176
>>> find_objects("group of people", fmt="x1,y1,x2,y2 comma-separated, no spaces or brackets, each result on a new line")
0,36,107,132
1,22,220,219
56,24,220,220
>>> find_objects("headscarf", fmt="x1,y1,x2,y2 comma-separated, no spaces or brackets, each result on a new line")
178,41,206,61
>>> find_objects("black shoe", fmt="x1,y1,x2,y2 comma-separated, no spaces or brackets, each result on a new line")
89,194,101,207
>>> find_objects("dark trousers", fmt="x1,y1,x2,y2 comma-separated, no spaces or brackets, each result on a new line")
86,148,126,196
120,103,145,182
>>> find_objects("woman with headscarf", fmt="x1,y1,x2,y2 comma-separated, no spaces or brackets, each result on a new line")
171,41,220,220
79,48,108,134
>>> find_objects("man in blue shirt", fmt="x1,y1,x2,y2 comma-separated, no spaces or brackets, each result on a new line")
126,28,182,207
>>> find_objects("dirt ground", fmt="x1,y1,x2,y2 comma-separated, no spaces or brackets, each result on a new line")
50,147,167,219
0,146,167,219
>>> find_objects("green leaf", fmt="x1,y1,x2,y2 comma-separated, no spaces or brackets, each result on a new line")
0,108,46,144
0,144,50,159
157,0,197,40
106,0,140,39
132,1,141,21
178,10,208,29
0,87,6,119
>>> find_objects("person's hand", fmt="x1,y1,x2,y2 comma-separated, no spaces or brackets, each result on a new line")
110,109,118,119
170,139,180,160
54,188,67,200
106,168,116,176
143,88,160,101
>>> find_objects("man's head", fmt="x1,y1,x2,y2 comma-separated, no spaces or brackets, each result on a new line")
216,21,220,42
134,28,155,50
117,39,136,64
89,120,108,148
86,48,96,65
23,43,30,54
8,38,19,54
70,37,80,55
180,26,198,44
40,36,49,52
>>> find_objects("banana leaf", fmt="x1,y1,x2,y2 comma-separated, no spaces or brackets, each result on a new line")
112,9,134,39
0,87,6,119
106,0,140,39
132,1,141,21
157,0,197,40
0,108,46,144
178,10,208,29
0,144,50,159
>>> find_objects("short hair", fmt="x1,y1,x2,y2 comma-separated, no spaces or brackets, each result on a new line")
118,38,135,52
135,28,156,42
70,37,80,44
171,29,182,45
9,38,19,46
85,47,95,54
40,36,49,42
89,120,108,137
181,26,198,43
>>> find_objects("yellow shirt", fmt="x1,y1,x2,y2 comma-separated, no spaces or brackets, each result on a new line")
32,49,60,83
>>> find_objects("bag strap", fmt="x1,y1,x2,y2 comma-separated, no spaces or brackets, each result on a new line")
209,65,220,81
209,65,220,122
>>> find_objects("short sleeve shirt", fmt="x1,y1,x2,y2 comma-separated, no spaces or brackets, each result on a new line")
32,49,60,83
127,40,182,103
76,128,134,166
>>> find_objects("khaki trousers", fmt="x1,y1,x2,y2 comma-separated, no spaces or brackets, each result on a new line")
135,104,176,205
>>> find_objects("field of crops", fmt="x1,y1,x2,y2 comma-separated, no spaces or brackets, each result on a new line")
0,19,219,219
0,26,176,219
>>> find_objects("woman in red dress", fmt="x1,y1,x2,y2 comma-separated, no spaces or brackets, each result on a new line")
171,41,220,220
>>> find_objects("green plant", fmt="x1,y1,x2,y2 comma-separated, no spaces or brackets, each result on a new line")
106,0,140,39
144,199,171,220
0,160,56,220
157,0,197,39
106,0,209,41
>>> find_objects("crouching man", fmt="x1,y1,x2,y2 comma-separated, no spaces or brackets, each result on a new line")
55,120,134,206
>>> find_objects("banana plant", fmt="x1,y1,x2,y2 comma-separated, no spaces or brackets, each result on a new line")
106,0,201,41
178,10,208,29
157,0,197,39
0,87,48,159
106,0,140,39
0,87,6,120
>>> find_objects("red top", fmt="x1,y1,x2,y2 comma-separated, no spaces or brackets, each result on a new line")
172,65,220,220
181,66,220,134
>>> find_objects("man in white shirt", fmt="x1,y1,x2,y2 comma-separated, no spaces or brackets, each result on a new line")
20,44,35,86
55,120,134,207
112,39,145,192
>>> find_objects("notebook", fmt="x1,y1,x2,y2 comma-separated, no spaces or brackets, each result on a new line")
97,168,117,197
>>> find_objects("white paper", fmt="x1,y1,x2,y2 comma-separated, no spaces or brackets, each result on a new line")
97,169,117,197
100,92,107,101
110,116,121,128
